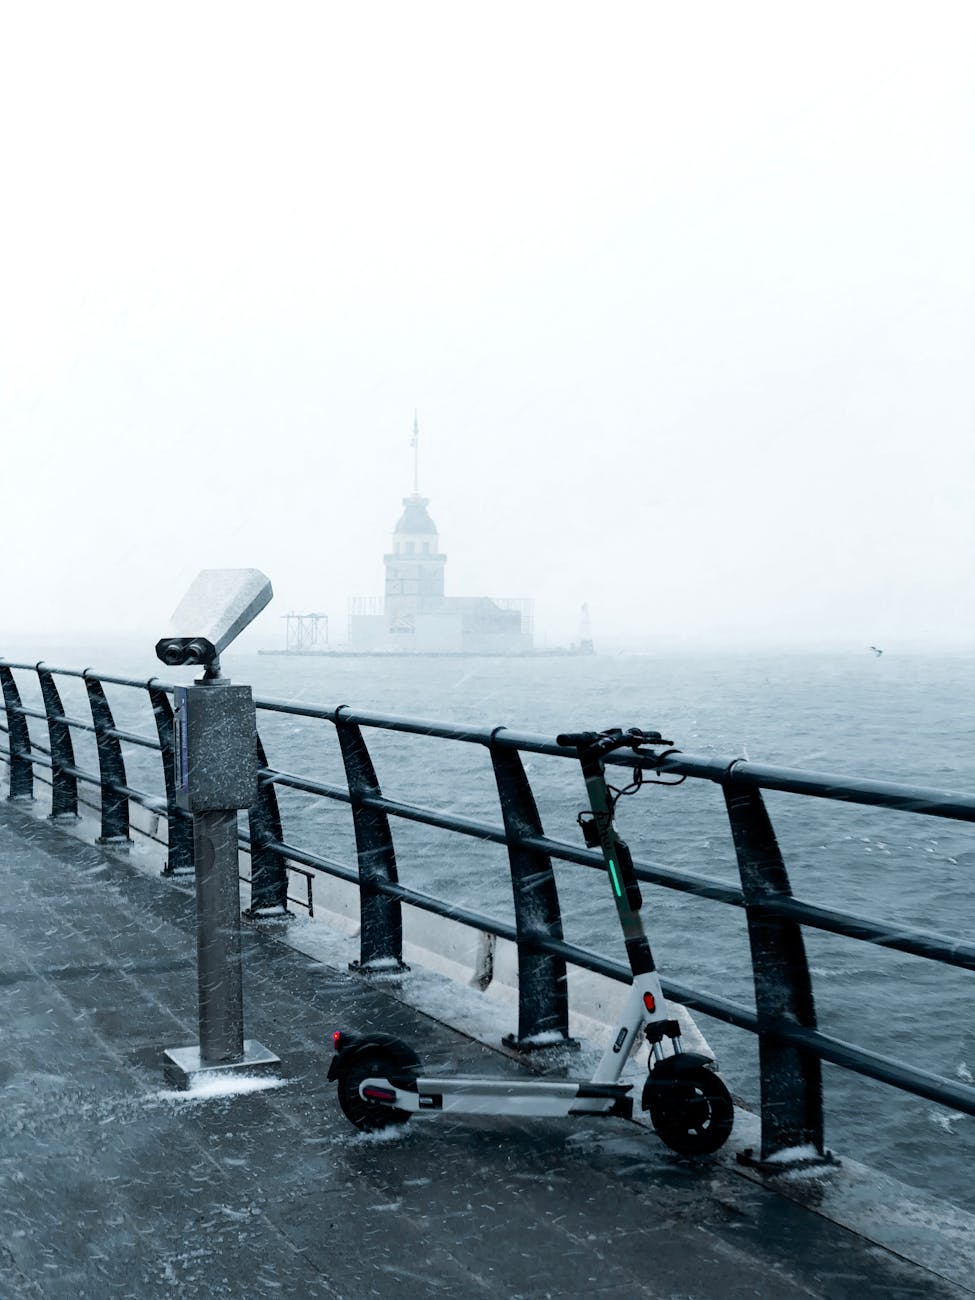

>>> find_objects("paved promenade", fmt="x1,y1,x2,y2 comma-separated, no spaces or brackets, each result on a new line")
0,799,971,1299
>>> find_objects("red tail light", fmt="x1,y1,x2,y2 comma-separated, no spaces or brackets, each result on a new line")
643,993,656,1013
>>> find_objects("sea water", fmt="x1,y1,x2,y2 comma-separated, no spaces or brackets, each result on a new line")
17,647,975,1210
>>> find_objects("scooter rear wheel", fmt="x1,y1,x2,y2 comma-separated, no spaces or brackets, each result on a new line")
647,1066,734,1156
336,1049,412,1132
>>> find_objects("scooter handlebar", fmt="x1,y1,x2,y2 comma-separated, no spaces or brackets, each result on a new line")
556,727,669,753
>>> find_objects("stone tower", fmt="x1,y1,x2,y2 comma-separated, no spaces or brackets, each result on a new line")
383,414,447,634
383,495,447,634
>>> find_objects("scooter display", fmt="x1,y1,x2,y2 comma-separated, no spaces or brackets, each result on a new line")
327,727,734,1156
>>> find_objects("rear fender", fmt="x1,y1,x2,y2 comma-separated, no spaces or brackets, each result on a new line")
327,1032,421,1088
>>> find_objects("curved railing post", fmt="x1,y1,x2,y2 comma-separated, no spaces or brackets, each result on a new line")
245,732,290,916
334,707,408,973
147,680,194,876
1,664,34,801
83,671,130,846
723,777,824,1161
490,732,573,1050
36,663,78,821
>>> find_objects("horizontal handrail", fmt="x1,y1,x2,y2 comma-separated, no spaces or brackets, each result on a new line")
14,664,969,820
760,896,975,970
658,752,975,820
770,1021,975,1117
9,705,48,723
7,703,160,751
255,693,975,818
260,768,351,803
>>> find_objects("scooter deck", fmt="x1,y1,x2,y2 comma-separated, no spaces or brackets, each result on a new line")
360,1073,635,1118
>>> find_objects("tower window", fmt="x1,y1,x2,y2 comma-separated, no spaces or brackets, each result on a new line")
406,541,415,554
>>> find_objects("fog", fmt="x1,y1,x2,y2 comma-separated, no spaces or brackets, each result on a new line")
3,1,973,652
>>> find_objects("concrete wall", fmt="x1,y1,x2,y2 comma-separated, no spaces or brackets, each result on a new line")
414,612,464,652
347,614,387,649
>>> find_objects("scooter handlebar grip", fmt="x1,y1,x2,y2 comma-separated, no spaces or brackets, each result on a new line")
625,728,664,744
556,731,599,748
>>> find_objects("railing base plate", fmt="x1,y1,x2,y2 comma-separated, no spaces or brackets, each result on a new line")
737,1145,839,1174
503,1033,580,1054
242,905,293,923
162,863,195,879
163,1040,281,1091
350,958,410,978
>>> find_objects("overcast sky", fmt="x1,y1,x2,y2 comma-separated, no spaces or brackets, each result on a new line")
2,1,973,652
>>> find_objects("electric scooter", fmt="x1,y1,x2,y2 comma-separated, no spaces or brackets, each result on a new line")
327,727,734,1156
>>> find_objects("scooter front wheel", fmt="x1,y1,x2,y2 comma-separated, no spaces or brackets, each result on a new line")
646,1066,734,1156
336,1049,413,1132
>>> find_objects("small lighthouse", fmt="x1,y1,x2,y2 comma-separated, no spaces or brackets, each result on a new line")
347,415,533,653
383,414,446,633
578,603,594,655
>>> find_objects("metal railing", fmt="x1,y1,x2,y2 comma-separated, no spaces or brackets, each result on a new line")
2,656,975,1163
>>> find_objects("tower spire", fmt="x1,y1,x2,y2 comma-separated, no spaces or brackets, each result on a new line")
410,411,420,495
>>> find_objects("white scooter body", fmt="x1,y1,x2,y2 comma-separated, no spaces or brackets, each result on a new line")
330,728,734,1156
356,972,670,1119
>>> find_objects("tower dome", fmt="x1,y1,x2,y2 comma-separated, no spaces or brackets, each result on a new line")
394,495,438,536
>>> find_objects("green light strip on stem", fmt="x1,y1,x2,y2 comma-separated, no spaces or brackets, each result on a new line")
608,859,623,898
